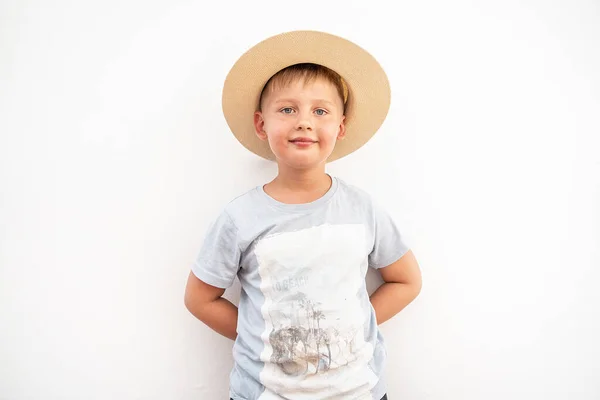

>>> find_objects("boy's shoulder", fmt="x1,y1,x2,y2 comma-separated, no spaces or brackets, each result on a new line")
335,176,377,207
220,184,261,216
335,176,372,198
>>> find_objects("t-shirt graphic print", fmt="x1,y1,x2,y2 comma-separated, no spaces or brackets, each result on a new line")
255,224,377,399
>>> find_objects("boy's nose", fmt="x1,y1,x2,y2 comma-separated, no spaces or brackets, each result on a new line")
296,122,313,131
295,114,313,131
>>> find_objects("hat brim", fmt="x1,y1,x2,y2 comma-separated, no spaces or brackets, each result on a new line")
222,30,391,162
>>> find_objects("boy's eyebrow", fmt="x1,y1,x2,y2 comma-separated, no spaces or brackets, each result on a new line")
272,98,338,107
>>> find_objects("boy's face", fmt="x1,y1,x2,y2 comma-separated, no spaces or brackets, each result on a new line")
253,78,346,170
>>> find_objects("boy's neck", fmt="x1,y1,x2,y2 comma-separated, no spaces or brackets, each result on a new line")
264,165,332,204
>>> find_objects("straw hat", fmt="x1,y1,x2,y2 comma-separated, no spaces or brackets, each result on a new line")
221,30,391,162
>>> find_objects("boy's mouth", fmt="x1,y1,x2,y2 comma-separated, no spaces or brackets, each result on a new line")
289,137,317,143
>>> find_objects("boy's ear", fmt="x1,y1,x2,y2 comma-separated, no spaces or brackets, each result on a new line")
337,115,346,140
254,111,267,141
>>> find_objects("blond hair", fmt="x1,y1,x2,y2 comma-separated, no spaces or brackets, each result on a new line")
258,63,348,112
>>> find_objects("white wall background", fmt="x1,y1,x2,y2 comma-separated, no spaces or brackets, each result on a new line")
1,0,599,399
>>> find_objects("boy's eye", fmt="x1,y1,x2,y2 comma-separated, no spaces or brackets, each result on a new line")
315,109,328,116
280,107,294,114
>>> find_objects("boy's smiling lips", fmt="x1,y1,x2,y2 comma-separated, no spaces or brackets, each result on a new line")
289,137,317,147
289,137,317,143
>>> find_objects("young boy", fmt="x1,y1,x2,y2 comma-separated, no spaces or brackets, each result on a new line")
184,31,422,400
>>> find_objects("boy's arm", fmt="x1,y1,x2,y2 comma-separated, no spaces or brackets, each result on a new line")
184,271,238,340
369,249,422,325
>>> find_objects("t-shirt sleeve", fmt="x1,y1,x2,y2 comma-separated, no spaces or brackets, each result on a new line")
368,199,411,269
191,210,241,289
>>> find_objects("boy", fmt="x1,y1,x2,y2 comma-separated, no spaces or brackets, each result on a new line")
184,31,422,400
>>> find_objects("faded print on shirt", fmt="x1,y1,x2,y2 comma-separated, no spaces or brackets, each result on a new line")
255,224,377,400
